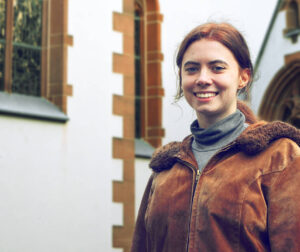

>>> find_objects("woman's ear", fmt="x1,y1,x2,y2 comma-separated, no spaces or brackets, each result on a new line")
238,68,250,89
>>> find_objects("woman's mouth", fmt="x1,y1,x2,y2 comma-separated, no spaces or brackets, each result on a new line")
195,92,218,98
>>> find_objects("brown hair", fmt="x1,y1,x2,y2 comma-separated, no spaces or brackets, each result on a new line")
175,22,253,100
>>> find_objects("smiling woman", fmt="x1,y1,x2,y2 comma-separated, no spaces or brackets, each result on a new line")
180,39,250,128
131,22,300,252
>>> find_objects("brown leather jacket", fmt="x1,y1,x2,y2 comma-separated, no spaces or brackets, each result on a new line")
131,104,300,252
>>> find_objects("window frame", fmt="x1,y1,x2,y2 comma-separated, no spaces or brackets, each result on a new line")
134,0,164,148
0,0,72,122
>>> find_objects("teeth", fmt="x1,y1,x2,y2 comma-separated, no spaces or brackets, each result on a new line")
196,93,217,98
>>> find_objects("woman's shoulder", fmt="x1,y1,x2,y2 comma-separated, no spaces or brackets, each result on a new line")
236,120,300,155
148,135,193,173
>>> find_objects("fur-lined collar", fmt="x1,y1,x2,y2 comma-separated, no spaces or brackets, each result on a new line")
149,102,300,173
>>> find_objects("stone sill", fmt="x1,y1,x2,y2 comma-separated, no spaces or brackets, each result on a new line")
0,92,68,122
284,28,300,43
135,138,155,159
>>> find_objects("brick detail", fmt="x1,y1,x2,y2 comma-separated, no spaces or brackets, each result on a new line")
124,76,135,96
67,35,74,46
142,7,165,148
112,159,135,251
46,0,73,113
113,95,135,117
147,86,164,97
147,12,163,22
113,53,135,76
147,127,165,137
113,138,135,159
112,1,164,251
123,116,135,139
112,1,135,252
146,0,160,12
66,84,73,96
147,51,164,61
285,51,300,64
113,12,134,35
123,0,135,13
123,35,135,54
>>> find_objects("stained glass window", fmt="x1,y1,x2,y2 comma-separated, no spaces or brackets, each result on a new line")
0,0,71,116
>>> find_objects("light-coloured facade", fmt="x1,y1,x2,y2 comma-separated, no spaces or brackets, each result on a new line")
251,0,300,128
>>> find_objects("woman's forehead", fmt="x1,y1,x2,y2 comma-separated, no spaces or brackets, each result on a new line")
182,39,238,65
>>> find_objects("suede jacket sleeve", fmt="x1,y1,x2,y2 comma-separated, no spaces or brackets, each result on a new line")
267,155,300,251
131,173,155,252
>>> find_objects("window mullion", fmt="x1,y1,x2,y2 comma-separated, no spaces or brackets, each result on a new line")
41,0,49,98
4,0,13,93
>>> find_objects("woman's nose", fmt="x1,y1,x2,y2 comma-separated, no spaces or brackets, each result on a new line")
195,69,212,86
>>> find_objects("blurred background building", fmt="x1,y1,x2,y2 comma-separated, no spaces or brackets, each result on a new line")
252,0,300,128
0,0,297,251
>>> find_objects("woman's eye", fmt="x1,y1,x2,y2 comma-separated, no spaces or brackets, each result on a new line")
212,65,225,72
185,67,198,73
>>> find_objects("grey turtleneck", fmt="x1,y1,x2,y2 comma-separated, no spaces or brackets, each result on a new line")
191,110,248,172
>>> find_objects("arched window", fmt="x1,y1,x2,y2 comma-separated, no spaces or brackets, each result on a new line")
0,0,72,118
134,0,164,148
259,60,300,128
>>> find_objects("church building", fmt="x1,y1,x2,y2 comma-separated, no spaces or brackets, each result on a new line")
0,0,285,251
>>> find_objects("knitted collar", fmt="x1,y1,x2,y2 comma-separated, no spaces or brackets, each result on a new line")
191,110,246,151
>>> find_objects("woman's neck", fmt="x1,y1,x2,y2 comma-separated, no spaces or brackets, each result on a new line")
196,107,237,129
191,109,247,148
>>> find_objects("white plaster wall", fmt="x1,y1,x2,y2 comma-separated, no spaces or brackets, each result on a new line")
160,0,277,144
0,0,124,251
251,11,300,114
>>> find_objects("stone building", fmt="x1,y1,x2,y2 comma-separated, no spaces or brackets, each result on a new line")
0,0,276,251
251,0,300,128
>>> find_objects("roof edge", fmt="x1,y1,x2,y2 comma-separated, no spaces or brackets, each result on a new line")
254,0,283,74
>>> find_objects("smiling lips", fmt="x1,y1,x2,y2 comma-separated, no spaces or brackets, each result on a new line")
195,92,218,98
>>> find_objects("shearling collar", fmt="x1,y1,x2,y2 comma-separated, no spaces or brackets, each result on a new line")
149,102,300,173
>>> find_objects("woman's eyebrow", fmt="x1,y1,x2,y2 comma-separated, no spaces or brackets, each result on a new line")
183,61,200,67
183,60,229,68
208,60,228,66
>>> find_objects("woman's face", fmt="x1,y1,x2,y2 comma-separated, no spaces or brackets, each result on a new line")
181,39,250,128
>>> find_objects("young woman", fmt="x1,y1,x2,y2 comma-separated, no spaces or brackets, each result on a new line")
131,23,300,252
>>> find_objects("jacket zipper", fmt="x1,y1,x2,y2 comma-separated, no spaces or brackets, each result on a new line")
176,159,200,252
187,168,200,252
177,142,237,251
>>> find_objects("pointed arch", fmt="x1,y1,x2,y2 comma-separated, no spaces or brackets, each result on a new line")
259,60,300,128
